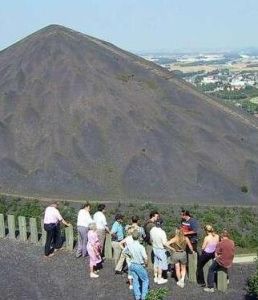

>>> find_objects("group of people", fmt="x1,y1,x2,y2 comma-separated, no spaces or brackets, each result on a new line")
43,202,235,300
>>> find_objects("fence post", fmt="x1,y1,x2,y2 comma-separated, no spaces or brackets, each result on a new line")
18,216,27,242
41,220,46,246
29,218,38,244
65,225,74,251
104,233,113,260
217,269,228,292
188,252,197,283
203,259,213,286
0,214,5,238
7,215,16,239
146,244,154,269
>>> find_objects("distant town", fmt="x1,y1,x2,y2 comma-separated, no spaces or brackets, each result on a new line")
140,50,258,116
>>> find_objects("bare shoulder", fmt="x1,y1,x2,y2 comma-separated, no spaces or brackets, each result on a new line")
168,236,176,243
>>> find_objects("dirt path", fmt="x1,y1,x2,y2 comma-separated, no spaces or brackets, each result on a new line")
0,239,256,300
2,192,258,208
234,255,257,264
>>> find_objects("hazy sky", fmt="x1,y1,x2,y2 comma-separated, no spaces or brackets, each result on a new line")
1,0,258,53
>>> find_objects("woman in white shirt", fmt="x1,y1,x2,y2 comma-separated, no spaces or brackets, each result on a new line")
76,202,93,258
93,204,109,257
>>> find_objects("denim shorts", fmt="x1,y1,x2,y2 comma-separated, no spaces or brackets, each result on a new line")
153,248,168,270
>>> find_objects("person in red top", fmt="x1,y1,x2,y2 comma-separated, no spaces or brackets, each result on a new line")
204,229,235,293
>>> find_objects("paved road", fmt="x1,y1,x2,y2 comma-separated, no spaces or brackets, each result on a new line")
0,239,256,300
234,255,257,264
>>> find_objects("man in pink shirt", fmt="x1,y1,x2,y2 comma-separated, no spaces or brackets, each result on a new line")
43,202,70,257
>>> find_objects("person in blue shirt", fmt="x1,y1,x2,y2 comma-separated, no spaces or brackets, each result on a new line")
111,214,125,271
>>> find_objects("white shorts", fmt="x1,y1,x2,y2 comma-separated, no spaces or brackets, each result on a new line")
153,248,168,270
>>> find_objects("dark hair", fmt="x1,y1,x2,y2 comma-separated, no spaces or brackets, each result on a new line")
132,215,139,223
81,202,90,209
221,229,230,238
115,213,124,221
156,219,164,227
98,204,106,211
181,209,191,217
149,210,159,219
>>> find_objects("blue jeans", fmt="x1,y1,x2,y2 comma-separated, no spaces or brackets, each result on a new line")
207,259,228,288
129,263,149,300
207,260,219,288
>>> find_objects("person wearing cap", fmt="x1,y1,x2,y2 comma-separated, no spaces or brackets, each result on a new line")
115,226,134,288
204,229,235,293
43,201,70,257
150,220,168,285
124,230,149,300
111,214,125,268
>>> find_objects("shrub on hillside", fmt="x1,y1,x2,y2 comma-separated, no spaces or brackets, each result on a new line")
59,202,76,225
0,197,8,214
146,288,169,300
247,259,258,298
16,200,43,218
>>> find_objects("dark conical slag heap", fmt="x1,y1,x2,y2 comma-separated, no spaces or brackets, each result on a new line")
0,24,258,204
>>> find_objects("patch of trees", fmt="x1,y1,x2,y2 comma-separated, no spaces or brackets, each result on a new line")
214,90,247,100
179,59,229,67
156,58,177,65
174,70,205,79
214,86,258,101
246,63,258,68
224,52,241,60
248,260,258,298
198,83,220,92
1,196,258,253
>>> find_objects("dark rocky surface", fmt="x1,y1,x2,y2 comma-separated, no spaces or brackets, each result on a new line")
0,25,258,204
0,239,256,300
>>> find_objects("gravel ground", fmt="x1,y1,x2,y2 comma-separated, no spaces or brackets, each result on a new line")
0,239,256,300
